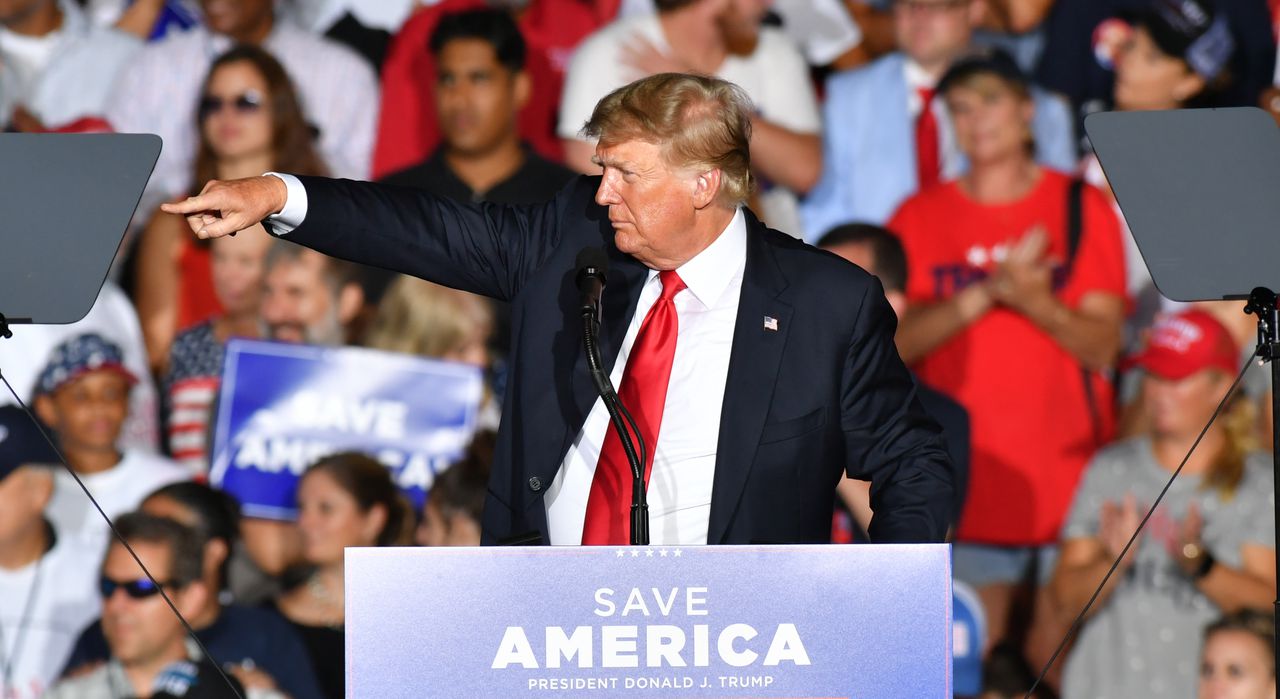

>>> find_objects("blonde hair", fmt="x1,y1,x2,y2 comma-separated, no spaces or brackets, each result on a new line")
582,72,754,206
363,276,493,360
1202,382,1257,499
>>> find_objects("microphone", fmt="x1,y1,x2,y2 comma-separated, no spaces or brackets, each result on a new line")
572,247,649,545
575,247,608,320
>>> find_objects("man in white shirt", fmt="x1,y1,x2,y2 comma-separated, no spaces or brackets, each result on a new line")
557,0,823,238
0,0,140,129
0,407,100,699
163,72,954,547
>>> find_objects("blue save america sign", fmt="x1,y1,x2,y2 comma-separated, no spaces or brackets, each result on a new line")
347,545,952,698
209,339,484,520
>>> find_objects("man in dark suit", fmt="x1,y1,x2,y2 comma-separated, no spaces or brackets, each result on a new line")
164,72,954,546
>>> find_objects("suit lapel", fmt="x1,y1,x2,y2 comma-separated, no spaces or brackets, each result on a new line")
707,212,792,544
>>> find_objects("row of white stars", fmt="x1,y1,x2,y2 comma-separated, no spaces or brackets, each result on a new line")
616,548,683,558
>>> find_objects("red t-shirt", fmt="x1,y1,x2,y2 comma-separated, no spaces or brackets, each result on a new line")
177,240,220,330
889,170,1127,545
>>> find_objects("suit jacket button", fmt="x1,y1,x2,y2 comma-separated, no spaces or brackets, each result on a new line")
528,477,542,492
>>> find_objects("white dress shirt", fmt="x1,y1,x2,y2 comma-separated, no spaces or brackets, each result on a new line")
904,58,962,181
265,179,746,545
547,209,746,545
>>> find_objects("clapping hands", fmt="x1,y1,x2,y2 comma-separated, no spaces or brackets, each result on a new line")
1098,493,1143,571
987,224,1056,314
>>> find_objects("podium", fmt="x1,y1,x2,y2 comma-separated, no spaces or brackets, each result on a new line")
346,544,952,698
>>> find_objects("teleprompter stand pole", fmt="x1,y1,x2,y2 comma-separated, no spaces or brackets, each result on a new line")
1242,287,1280,676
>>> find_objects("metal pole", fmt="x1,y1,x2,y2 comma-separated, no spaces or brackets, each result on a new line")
1245,287,1280,676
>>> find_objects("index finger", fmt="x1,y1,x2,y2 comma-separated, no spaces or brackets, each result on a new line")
160,194,217,216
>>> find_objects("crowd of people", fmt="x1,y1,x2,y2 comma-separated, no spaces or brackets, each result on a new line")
1,0,1278,697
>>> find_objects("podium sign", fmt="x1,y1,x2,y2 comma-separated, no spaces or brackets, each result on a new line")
347,545,951,698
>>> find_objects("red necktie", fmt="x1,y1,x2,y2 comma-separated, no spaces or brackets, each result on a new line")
915,87,940,190
581,270,686,545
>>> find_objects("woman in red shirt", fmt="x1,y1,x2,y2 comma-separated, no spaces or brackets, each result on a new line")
888,50,1127,670
134,45,329,375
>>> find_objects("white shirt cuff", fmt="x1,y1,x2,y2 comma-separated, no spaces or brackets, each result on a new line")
263,172,308,235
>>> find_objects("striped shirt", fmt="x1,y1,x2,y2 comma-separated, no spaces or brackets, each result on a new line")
162,321,225,474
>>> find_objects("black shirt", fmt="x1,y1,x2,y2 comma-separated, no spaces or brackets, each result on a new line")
376,146,577,357
379,145,576,206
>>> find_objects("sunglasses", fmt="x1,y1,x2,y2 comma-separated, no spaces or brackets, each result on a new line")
198,90,264,120
99,576,175,600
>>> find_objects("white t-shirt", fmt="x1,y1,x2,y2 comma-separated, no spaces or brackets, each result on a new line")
0,528,101,699
45,450,189,556
615,0,863,66
557,13,821,238
0,2,71,124
0,0,142,129
0,282,160,454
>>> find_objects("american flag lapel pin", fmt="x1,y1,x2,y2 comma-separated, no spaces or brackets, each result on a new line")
763,316,779,332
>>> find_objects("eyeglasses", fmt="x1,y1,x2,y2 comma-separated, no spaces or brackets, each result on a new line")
99,576,174,600
197,90,264,120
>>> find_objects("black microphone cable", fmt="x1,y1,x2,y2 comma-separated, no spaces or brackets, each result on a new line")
0,369,245,699
1024,347,1257,698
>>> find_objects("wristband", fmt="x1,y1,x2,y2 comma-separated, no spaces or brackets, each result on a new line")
1193,550,1216,580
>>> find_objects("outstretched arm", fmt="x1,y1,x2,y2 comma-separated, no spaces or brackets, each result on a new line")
161,175,288,240
163,174,577,302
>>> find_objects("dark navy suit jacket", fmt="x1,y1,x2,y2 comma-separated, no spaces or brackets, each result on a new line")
280,175,954,544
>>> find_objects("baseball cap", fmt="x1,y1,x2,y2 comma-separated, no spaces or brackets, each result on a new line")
1139,0,1235,81
937,48,1030,96
0,406,60,482
1126,309,1239,380
34,333,137,396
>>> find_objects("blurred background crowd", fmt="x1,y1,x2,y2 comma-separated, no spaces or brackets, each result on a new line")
1,0,1278,696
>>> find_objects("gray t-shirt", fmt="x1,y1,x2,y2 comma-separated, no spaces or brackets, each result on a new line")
1060,437,1275,699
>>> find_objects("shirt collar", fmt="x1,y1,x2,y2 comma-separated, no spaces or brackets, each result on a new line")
903,57,936,91
655,207,746,309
